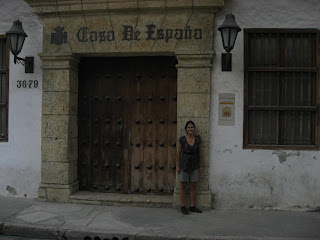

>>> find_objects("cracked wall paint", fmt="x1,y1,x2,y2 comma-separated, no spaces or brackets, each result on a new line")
272,151,301,164
6,186,17,195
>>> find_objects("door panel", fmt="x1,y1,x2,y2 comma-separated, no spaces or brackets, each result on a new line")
78,57,177,194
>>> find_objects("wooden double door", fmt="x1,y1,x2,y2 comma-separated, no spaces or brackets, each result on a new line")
78,57,177,195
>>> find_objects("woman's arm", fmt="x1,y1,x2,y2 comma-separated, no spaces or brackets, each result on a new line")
176,142,182,174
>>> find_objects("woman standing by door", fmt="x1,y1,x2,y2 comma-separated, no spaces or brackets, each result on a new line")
176,120,203,215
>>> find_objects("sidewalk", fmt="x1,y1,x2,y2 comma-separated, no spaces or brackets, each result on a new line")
0,196,320,240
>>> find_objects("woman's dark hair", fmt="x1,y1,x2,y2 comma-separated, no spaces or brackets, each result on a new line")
185,120,196,130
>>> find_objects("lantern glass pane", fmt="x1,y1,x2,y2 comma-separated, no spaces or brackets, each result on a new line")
8,33,25,56
221,28,230,50
9,33,18,54
230,28,239,49
17,34,25,54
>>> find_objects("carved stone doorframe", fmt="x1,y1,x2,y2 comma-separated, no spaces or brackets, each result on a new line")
38,51,212,208
25,0,223,209
38,53,80,203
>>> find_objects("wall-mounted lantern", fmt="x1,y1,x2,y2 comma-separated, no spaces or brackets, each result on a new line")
218,13,241,71
6,19,34,73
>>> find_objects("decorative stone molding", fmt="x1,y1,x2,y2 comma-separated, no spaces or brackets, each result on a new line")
25,0,224,16
176,52,214,68
40,53,80,71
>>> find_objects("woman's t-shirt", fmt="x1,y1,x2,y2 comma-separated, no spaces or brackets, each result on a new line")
179,135,202,172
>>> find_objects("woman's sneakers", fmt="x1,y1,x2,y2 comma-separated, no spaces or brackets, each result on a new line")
181,206,189,215
189,206,202,213
181,205,202,214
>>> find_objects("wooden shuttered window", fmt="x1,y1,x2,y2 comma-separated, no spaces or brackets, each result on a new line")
244,29,319,149
0,36,9,141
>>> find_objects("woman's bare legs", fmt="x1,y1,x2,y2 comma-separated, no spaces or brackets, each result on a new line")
190,182,196,207
180,182,187,206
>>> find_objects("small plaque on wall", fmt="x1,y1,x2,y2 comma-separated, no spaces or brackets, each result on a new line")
219,93,235,126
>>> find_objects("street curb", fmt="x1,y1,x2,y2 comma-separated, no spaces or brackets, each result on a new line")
134,236,320,240
1,222,320,240
1,222,63,239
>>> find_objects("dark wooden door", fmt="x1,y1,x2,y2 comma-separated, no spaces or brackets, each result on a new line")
78,57,177,194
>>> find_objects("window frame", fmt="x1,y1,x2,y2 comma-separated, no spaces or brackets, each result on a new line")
243,29,320,150
0,35,9,142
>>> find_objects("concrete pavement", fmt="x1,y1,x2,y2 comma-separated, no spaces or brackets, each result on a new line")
0,195,320,240
0,236,46,239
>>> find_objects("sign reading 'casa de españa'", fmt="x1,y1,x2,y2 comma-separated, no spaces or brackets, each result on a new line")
51,24,203,45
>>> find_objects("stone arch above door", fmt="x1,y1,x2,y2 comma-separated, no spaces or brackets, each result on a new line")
29,0,224,209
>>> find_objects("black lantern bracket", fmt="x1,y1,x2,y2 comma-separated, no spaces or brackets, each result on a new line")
6,19,34,73
221,52,232,71
15,56,34,73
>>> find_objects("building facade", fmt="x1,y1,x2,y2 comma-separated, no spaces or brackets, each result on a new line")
0,0,319,210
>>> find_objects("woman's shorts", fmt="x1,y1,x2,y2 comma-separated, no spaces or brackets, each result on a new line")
180,169,199,183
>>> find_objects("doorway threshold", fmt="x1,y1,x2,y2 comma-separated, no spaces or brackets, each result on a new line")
70,191,173,208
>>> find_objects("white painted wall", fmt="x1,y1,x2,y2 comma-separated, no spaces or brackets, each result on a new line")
211,0,320,210
0,0,42,198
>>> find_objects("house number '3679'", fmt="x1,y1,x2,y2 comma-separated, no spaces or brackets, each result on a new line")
17,80,39,88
